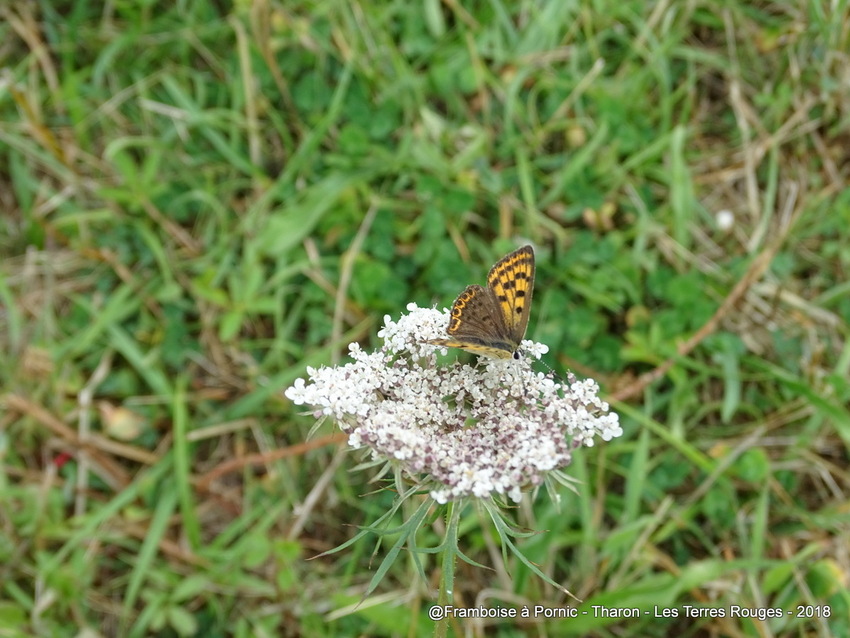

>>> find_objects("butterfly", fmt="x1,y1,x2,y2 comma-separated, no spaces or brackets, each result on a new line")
427,245,535,359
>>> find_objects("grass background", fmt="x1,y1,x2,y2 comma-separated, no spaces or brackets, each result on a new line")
2,1,849,636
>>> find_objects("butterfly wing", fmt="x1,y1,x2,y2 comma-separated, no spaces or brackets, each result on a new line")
429,284,516,358
486,245,535,345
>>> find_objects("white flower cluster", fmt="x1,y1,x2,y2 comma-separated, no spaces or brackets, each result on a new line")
285,303,622,504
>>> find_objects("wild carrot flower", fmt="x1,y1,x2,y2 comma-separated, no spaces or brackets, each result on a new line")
285,303,621,504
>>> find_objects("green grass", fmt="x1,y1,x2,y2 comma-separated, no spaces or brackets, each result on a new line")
2,0,849,636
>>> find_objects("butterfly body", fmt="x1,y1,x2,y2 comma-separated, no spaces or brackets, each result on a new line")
427,245,535,359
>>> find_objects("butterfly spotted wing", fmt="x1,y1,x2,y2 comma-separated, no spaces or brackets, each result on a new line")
427,245,535,359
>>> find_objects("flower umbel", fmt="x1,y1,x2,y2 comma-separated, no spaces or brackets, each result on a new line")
286,303,621,504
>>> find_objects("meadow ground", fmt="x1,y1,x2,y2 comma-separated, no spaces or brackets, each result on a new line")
1,2,849,636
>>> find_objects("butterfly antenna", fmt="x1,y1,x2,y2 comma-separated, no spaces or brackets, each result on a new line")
531,355,574,387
